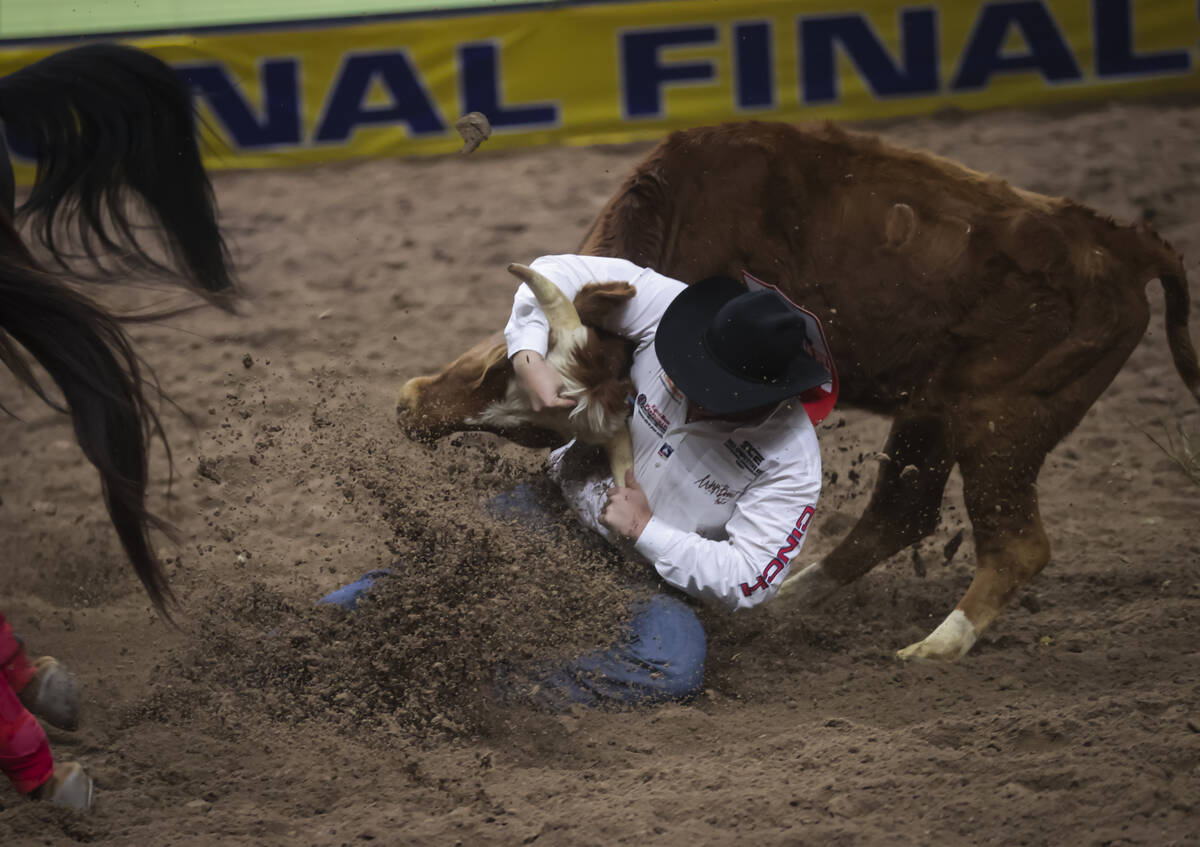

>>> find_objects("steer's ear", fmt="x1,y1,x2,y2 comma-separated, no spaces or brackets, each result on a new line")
574,281,636,326
588,376,637,420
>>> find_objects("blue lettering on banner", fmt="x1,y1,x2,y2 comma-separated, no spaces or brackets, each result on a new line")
314,50,446,143
458,42,559,129
8,1,1189,165
177,59,302,149
952,1,1082,91
621,25,719,118
734,21,774,109
1093,0,1190,78
800,9,939,103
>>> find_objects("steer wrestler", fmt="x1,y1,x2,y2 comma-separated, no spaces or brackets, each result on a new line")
325,254,834,708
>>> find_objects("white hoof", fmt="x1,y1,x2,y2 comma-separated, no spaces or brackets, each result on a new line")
896,610,977,662
777,562,842,607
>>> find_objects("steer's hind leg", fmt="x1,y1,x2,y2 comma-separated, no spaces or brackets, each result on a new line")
780,415,953,605
897,298,1148,661
897,441,1049,662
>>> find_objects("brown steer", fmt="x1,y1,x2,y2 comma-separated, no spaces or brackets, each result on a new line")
399,121,1200,662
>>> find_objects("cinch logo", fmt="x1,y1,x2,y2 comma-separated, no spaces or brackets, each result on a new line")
658,442,674,459
740,506,816,597
635,393,670,436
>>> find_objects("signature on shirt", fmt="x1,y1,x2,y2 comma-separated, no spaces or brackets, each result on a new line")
694,473,737,505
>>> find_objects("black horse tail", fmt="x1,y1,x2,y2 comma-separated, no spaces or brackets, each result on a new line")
0,223,172,615
0,42,236,307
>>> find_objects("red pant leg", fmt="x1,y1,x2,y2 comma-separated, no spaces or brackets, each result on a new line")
0,612,35,694
0,675,53,794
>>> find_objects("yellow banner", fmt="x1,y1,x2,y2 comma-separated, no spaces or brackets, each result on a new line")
0,0,1196,174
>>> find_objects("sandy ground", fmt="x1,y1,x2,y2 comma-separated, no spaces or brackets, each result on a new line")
1,99,1198,846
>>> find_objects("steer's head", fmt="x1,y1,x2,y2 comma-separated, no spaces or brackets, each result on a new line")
397,264,636,450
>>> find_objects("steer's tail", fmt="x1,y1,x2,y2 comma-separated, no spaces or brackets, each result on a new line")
0,224,172,615
1151,247,1200,403
0,42,236,305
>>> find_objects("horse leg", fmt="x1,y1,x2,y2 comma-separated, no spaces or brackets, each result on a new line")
0,613,53,796
780,414,953,604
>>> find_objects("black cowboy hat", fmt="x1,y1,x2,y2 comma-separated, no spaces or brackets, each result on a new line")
655,276,831,416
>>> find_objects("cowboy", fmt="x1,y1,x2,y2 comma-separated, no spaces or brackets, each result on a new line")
0,612,93,809
499,254,832,706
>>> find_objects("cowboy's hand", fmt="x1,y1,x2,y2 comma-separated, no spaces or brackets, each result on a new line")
601,469,652,541
512,350,576,411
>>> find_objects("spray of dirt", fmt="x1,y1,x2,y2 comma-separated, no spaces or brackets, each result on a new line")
128,375,639,740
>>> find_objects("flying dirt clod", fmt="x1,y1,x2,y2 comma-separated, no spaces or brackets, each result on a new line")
455,112,492,154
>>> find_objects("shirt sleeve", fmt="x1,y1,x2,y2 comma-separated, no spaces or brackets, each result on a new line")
634,444,822,611
504,253,686,357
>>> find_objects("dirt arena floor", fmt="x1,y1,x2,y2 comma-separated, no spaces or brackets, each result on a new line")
1,99,1198,845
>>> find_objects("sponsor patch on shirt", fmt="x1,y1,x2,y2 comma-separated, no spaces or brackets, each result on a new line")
659,371,683,401
725,438,765,477
636,393,670,436
658,442,674,458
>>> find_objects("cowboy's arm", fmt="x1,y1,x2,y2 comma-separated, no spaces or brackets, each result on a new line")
504,254,684,357
632,447,822,610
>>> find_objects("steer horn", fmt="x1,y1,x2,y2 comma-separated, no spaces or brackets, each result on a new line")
606,428,634,484
507,263,582,332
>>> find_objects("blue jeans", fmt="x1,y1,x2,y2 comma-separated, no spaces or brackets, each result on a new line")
319,483,707,708
506,593,705,710
315,568,391,611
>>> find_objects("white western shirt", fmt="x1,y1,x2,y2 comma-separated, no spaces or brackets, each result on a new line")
505,254,822,611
